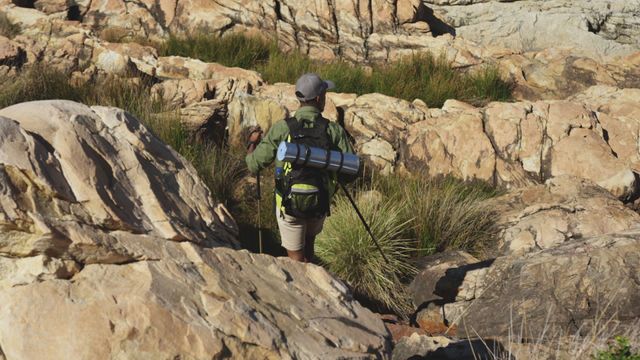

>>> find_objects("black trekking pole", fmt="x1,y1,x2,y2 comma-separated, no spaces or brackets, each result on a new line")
338,182,389,264
256,171,263,254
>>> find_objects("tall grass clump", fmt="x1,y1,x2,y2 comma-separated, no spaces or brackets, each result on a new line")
156,33,513,107
158,33,273,70
0,12,20,38
373,174,500,257
316,195,417,315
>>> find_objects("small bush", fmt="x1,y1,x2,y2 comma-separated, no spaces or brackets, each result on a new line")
0,12,20,38
594,337,640,360
316,195,417,315
156,33,513,107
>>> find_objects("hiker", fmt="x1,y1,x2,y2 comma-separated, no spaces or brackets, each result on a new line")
246,73,356,263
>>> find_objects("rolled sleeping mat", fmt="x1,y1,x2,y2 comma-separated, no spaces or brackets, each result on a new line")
277,141,360,176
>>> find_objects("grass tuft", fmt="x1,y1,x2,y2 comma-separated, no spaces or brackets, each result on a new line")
0,12,20,39
316,194,417,315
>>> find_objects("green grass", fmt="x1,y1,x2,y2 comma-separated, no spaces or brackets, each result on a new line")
316,194,417,315
156,33,513,107
0,12,20,39
372,174,500,257
594,337,640,360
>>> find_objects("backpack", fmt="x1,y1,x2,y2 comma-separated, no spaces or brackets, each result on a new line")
277,116,331,219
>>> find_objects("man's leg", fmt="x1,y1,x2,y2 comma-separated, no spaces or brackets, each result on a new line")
304,216,326,264
276,208,307,262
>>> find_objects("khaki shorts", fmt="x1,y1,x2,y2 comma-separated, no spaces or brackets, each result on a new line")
276,208,326,251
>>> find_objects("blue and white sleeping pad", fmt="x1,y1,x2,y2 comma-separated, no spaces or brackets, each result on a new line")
276,141,360,176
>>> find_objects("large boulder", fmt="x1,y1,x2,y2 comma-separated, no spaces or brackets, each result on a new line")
489,176,640,255
0,100,392,359
439,230,640,339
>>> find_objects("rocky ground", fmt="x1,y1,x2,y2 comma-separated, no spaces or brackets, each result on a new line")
0,0,639,359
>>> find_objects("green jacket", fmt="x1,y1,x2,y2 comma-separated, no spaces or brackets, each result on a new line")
245,106,355,202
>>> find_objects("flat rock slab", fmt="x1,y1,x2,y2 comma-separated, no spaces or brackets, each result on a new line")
0,245,392,359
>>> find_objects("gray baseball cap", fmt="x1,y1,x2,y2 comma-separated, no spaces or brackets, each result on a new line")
295,73,335,101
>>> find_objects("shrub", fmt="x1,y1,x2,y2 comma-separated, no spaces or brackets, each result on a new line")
0,12,20,38
316,194,417,315
594,337,640,360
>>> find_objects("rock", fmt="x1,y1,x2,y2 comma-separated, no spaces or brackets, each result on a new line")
155,56,263,85
442,229,640,338
0,245,392,359
345,93,426,174
151,78,217,108
0,100,239,263
0,35,25,67
254,83,341,122
0,99,393,359
392,333,508,360
415,303,456,336
570,86,640,172
550,128,636,200
404,105,496,182
34,0,68,15
227,93,289,147
392,333,452,360
489,176,640,255
178,99,227,145
409,251,479,308
424,0,640,61
384,323,429,342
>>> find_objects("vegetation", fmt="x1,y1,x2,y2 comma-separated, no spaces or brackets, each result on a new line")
594,337,640,360
0,64,502,316
0,12,20,39
372,174,500,257
156,32,512,107
316,195,416,314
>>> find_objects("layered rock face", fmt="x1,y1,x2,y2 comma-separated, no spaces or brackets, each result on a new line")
339,86,640,200
425,0,640,61
0,100,391,359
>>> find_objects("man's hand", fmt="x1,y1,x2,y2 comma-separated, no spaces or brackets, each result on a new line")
246,126,263,154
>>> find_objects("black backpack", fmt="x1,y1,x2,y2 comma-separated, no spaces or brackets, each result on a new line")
277,116,331,219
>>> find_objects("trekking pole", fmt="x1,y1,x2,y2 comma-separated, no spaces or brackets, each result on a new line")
338,182,389,264
256,171,263,254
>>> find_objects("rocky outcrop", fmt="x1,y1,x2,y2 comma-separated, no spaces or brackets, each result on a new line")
489,176,640,255
2,0,639,101
0,100,392,359
0,244,391,359
340,87,640,200
410,229,640,339
424,0,640,61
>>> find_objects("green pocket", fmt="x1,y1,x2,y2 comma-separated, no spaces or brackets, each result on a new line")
289,184,320,214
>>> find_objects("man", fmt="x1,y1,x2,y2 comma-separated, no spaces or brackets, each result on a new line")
246,73,355,263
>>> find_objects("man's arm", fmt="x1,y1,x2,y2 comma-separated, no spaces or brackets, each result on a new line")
245,121,288,174
329,123,355,154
